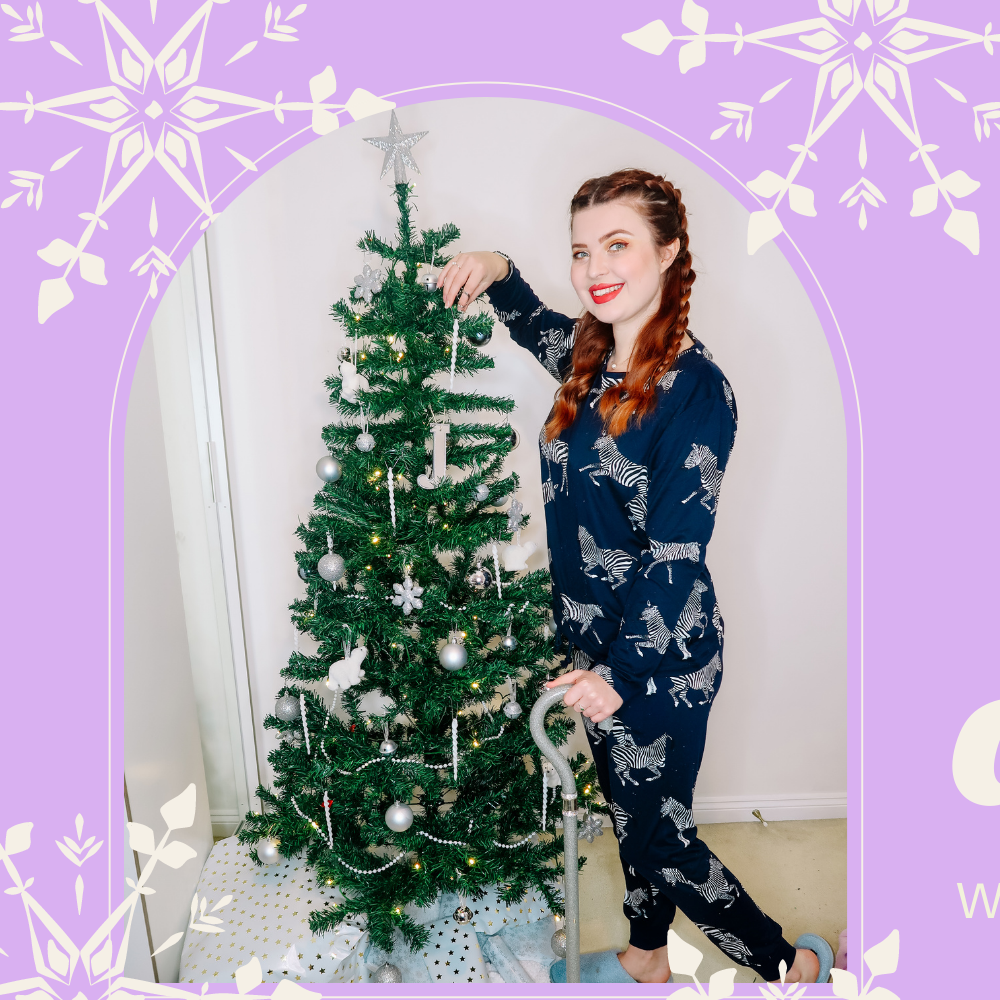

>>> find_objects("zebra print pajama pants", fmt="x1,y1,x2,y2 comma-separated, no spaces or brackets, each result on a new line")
574,649,798,981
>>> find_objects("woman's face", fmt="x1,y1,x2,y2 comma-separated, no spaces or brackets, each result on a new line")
570,200,678,329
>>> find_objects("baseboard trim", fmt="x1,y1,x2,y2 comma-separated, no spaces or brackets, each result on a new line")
692,792,847,825
211,810,241,839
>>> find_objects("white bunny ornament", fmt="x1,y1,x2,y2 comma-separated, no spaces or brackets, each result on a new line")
326,643,367,691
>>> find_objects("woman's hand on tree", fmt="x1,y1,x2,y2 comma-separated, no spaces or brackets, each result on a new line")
437,251,509,311
545,669,623,724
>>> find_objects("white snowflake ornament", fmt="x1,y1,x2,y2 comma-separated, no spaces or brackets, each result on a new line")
392,575,424,615
353,263,384,303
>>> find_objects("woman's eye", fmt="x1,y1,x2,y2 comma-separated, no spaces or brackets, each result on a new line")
608,241,627,252
572,250,588,260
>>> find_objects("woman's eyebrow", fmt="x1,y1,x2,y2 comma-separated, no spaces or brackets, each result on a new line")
571,229,633,249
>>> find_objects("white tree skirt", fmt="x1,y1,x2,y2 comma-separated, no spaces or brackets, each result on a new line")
178,837,561,984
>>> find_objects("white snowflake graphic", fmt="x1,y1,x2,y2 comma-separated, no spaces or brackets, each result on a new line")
0,0,393,322
624,0,998,254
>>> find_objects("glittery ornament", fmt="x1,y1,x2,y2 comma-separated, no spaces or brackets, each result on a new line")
275,695,300,721
501,634,518,652
465,326,492,347
363,109,428,184
474,483,490,503
318,551,346,582
551,929,567,958
385,800,414,832
453,905,473,924
353,263,384,303
506,499,524,533
316,455,342,483
338,346,352,362
578,811,605,843
379,739,398,756
392,575,424,615
502,700,522,719
439,637,468,671
355,431,375,453
374,963,403,983
256,837,282,865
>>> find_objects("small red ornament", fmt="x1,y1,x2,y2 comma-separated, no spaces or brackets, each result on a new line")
350,724,356,731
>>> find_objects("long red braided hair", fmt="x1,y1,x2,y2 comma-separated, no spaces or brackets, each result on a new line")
543,169,695,441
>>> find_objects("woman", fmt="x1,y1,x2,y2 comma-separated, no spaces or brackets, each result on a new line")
436,169,833,986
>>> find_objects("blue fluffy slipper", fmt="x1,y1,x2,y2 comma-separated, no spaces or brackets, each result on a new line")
549,952,674,983
794,933,834,985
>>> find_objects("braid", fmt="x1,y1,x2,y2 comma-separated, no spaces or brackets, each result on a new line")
546,169,697,441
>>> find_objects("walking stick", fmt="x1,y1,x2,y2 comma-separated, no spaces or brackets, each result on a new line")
529,685,580,983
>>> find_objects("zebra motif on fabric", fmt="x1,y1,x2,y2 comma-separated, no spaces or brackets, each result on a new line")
659,855,739,908
658,369,681,392
580,434,648,530
643,539,701,581
494,308,522,324
559,594,606,638
682,442,723,514
712,602,724,640
667,652,722,708
609,802,632,840
538,325,575,379
588,372,618,410
592,662,615,686
628,581,708,660
695,924,754,964
578,525,636,590
660,796,696,848
538,429,569,502
623,886,649,918
609,720,671,786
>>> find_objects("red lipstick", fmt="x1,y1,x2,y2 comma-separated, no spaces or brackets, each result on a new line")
589,282,623,304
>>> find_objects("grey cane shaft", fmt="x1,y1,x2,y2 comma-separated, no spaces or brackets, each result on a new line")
529,685,580,983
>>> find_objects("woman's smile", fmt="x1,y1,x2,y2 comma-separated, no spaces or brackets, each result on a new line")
589,282,624,303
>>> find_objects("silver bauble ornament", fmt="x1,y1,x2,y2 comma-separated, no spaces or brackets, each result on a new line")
501,634,518,652
453,905,473,925
468,566,492,589
551,929,567,958
474,483,490,503
316,455,343,483
297,564,311,581
422,272,439,292
508,427,521,450
317,552,346,582
338,347,352,362
374,963,403,983
439,641,468,671
503,700,522,719
275,694,301,721
385,800,414,832
379,739,398,756
465,327,492,347
256,837,281,865
546,613,557,632
355,431,375,453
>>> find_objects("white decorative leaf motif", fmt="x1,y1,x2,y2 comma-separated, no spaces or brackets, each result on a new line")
78,252,107,284
309,64,336,102
38,277,74,322
678,39,707,73
666,928,703,976
909,184,938,216
708,967,737,998
746,170,785,198
151,930,184,957
158,839,197,868
235,956,263,994
344,88,394,121
829,968,860,999
271,980,322,1000
160,782,197,829
4,822,33,854
747,209,783,254
941,170,980,198
788,183,817,216
680,0,708,35
37,238,77,266
127,822,156,855
47,939,70,976
621,19,672,56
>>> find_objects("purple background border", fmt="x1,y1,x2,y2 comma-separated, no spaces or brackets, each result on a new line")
1,2,997,997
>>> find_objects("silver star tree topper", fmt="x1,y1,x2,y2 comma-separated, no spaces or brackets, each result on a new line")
363,110,429,184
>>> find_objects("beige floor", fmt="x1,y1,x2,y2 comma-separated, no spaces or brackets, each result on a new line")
577,818,846,983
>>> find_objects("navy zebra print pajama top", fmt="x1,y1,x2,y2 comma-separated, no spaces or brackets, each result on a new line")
487,261,798,980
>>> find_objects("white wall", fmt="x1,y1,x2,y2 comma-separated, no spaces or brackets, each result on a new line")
203,97,846,819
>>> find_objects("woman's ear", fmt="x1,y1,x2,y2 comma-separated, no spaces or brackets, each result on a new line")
660,238,681,273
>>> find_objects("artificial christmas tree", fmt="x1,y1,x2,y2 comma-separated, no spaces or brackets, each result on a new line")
237,114,601,963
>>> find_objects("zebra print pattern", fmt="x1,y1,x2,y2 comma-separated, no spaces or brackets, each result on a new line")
610,720,671,786
712,602,724,639
628,581,708,660
683,442,724,514
695,924,754,964
660,796,696,848
580,434,648,530
494,307,522,324
643,539,701,581
658,369,681,392
609,802,632,840
538,325,575,379
623,886,649,917
559,594,606,638
667,652,722,708
589,372,618,410
538,429,569,501
659,855,739,908
578,525,636,590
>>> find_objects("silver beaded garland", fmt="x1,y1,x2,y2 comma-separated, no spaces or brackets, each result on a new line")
256,837,282,865
318,552,346,582
550,928,567,958
453,905,473,924
316,455,342,483
384,800,414,832
355,431,375,453
275,695,301,721
374,963,403,983
439,641,467,671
